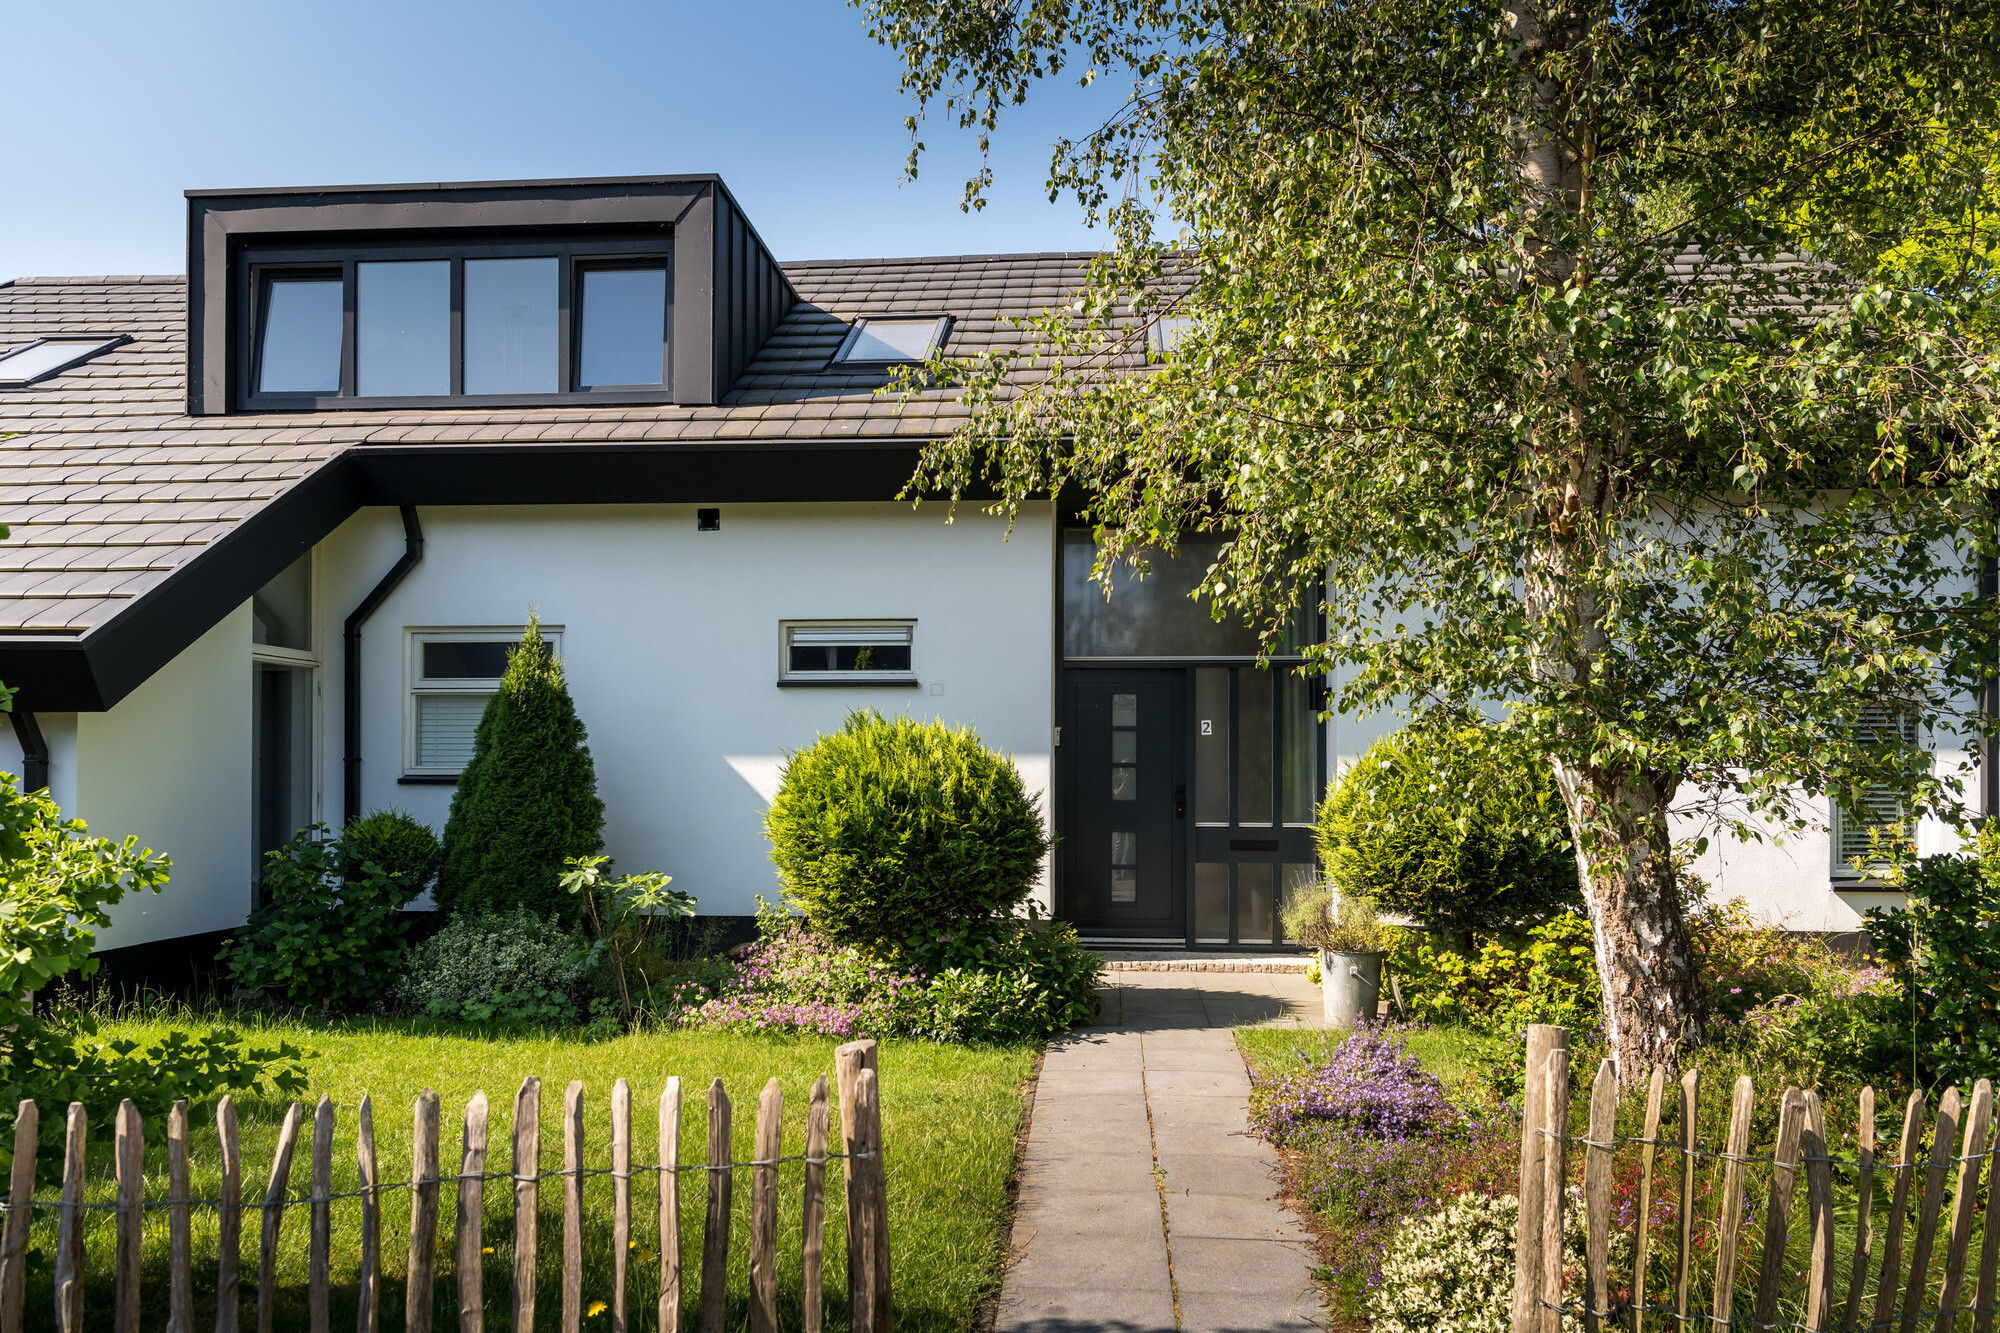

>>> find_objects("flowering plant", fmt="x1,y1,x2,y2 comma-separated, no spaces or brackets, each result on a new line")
679,910,931,1039
1249,1025,1451,1143
1369,1190,1624,1333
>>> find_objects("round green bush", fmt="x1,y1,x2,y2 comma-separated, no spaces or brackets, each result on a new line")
1317,724,1580,942
342,808,441,893
766,710,1051,949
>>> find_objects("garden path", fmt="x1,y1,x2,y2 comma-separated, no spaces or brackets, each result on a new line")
993,971,1328,1333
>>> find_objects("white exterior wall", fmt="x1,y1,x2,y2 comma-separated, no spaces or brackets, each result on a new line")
0,606,258,949
317,502,1057,920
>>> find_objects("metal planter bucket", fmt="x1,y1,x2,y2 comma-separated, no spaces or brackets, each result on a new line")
1320,949,1384,1028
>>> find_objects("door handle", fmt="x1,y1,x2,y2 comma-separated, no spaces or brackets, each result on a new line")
1175,785,1186,820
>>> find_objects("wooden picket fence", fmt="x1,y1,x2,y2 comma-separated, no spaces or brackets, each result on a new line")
1509,1023,2000,1333
0,1038,893,1333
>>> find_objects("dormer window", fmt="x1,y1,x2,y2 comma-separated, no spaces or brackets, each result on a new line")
832,316,951,366
240,239,669,409
188,178,795,416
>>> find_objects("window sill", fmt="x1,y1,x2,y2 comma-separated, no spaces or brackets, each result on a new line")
776,678,922,689
398,774,461,786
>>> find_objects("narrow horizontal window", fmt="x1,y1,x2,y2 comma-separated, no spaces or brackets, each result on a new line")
0,335,128,389
832,316,949,365
238,235,672,409
779,622,917,684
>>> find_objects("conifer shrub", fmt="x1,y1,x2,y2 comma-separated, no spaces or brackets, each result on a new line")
435,617,605,923
342,807,441,894
766,710,1050,950
1317,723,1580,943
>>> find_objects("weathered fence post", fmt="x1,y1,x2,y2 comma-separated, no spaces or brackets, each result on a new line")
410,1090,443,1333
837,1039,893,1333
54,1101,85,1333
1511,1024,1569,1333
358,1095,381,1333
659,1078,682,1333
113,1099,142,1333
701,1080,732,1333
1582,1060,1616,1333
1535,1046,1571,1333
259,1103,303,1333
1,1099,38,1333
512,1077,540,1333
458,1092,488,1333
750,1078,783,1333
310,1096,335,1333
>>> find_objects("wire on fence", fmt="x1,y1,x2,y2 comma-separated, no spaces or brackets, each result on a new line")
0,1148,880,1215
1536,1297,2000,1332
1530,1124,1989,1173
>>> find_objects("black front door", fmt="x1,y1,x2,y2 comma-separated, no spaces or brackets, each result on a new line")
1061,671,1186,938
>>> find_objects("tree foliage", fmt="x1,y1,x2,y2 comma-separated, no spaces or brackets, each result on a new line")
436,617,605,923
859,0,2000,1072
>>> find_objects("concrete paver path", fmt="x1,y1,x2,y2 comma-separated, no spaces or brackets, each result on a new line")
995,970,1329,1333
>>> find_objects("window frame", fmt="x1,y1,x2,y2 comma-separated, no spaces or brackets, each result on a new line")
236,235,673,412
776,620,919,687
1830,707,1922,883
828,315,953,367
0,334,131,388
402,626,564,781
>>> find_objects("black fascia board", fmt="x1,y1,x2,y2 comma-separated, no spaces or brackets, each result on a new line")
0,437,985,715
187,176,797,417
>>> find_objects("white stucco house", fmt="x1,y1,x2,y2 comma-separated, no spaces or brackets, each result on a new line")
0,176,1942,980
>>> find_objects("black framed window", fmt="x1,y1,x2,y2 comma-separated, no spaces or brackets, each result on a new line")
237,233,672,410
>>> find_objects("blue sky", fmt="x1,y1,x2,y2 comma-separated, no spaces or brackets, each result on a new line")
2,0,1121,279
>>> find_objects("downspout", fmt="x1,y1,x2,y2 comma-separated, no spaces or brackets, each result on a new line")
343,506,424,824
9,710,48,794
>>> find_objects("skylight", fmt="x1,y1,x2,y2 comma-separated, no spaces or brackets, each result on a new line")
1148,315,1194,357
832,316,951,365
0,336,126,388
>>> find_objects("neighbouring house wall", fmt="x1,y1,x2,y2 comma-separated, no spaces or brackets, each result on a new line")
0,607,258,949
1323,677,1963,934
316,502,1058,920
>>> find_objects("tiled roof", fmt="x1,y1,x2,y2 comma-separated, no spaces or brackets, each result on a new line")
0,253,1110,639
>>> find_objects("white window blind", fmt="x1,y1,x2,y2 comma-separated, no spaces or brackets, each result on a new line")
1833,707,1920,874
415,693,490,770
789,625,911,647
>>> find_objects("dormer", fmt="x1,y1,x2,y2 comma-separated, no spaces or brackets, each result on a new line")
185,175,794,415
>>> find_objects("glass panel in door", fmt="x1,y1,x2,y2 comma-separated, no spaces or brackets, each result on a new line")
1190,666,1323,943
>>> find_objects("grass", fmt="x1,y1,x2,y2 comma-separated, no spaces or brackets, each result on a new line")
1235,1021,1512,1091
8,1011,1036,1333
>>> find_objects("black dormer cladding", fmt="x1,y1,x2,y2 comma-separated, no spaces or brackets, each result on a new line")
185,175,799,414
709,187,793,398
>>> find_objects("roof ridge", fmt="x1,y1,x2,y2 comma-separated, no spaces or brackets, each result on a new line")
3,275,187,288
780,250,1103,269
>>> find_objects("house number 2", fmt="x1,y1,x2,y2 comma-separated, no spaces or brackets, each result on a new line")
1199,720,1213,735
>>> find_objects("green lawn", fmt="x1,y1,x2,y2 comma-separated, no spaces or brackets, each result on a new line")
10,1014,1036,1332
1235,1021,1512,1089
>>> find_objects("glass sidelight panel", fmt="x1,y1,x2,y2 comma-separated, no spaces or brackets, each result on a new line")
1110,692,1139,801
1239,862,1275,944
1194,668,1230,824
1111,831,1138,904
1280,669,1319,825
1238,669,1273,825
1195,863,1231,944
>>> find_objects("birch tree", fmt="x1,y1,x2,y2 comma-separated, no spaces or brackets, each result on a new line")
858,0,2000,1074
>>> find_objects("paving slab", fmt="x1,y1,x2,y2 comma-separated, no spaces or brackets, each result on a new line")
996,973,1326,1333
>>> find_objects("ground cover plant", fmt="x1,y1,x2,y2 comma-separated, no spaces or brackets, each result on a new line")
3,1003,1035,1333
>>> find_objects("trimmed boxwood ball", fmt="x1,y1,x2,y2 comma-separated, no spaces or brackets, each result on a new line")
1317,723,1580,943
342,807,441,893
767,709,1050,949
435,616,605,924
